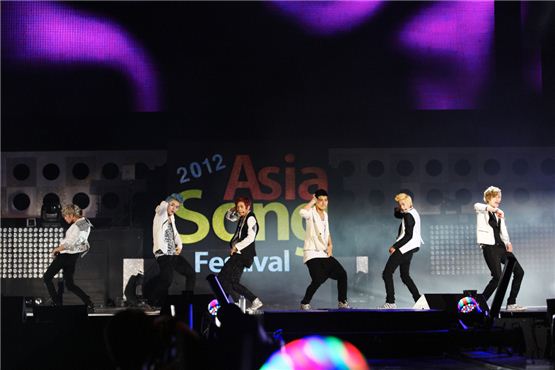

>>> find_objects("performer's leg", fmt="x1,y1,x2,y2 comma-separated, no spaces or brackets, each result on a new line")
328,257,348,303
382,251,402,303
301,259,328,305
153,256,174,306
399,252,420,302
507,256,525,305
218,255,243,302
229,255,257,302
481,245,504,301
62,254,92,305
43,255,64,305
174,255,196,293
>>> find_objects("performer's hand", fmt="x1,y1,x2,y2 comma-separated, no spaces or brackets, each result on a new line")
326,246,333,257
506,243,513,253
230,246,238,255
310,195,317,206
496,209,505,219
176,245,182,255
51,246,62,256
389,247,396,255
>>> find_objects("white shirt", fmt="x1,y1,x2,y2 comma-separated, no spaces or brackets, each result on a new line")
300,207,330,263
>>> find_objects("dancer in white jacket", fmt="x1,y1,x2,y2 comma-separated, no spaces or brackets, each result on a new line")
299,189,349,310
151,193,196,306
474,186,525,311
379,193,422,309
43,204,94,311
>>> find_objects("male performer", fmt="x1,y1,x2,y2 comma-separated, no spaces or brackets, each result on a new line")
474,186,525,311
300,189,349,310
218,197,263,314
43,204,95,311
379,193,422,309
151,193,196,307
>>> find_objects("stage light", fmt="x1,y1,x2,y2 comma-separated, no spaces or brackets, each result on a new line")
41,194,62,227
261,335,369,370
457,296,482,314
207,299,220,316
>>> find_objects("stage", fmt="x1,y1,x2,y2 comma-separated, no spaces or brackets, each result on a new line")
2,299,551,369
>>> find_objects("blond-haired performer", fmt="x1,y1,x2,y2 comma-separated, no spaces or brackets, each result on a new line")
43,204,94,311
379,193,422,309
151,193,196,307
474,186,525,311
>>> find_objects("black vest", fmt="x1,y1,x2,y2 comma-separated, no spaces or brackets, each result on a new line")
230,212,258,259
488,212,504,246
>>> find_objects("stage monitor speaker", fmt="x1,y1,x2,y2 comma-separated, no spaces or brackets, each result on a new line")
414,293,489,314
1,296,26,324
33,305,88,324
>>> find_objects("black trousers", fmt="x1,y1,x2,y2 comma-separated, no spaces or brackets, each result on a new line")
153,255,196,305
301,257,348,304
382,249,420,304
43,253,90,305
481,244,525,305
218,253,257,302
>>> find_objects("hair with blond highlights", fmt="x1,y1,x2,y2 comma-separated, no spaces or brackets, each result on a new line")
394,193,413,207
483,186,502,203
61,204,82,217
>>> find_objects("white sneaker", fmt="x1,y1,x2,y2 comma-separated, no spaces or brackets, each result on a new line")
338,301,351,309
300,303,311,310
377,302,397,309
506,304,526,311
245,298,263,314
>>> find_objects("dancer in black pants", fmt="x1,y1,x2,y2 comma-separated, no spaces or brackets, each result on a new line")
43,204,94,311
299,189,349,310
474,186,525,311
218,197,263,314
151,193,196,307
379,193,422,309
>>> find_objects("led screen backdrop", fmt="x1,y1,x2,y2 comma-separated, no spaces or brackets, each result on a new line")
166,142,555,307
1,145,554,307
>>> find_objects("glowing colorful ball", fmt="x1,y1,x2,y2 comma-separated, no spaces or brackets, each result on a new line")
457,296,482,314
207,299,220,316
261,335,369,370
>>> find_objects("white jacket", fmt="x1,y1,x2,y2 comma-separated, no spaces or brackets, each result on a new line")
300,207,329,263
395,208,423,254
60,217,92,255
152,201,182,255
474,203,510,246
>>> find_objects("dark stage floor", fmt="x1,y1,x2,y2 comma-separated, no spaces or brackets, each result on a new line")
5,303,553,370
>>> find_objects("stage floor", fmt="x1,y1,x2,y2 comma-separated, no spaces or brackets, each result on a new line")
24,304,549,317
12,304,553,370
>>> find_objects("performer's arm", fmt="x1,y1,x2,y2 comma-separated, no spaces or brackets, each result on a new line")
53,224,79,254
299,195,317,219
474,202,505,218
392,213,415,250
225,208,239,222
394,207,403,219
500,219,512,251
327,233,333,256
174,224,182,255
234,216,257,252
155,200,169,216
